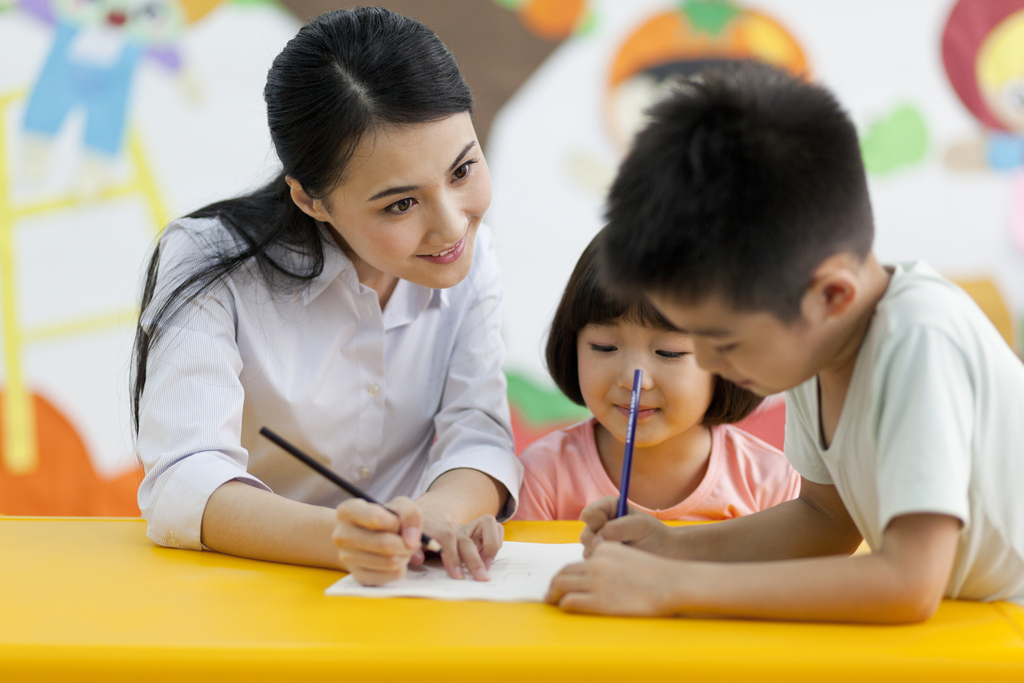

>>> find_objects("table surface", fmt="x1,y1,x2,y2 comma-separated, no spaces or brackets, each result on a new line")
2,517,1023,682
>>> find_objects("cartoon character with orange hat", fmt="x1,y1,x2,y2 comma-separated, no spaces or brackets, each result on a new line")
18,0,220,186
565,1,807,193
493,0,590,41
606,1,807,148
942,0,1024,253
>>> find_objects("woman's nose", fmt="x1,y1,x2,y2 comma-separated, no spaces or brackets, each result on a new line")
428,197,465,245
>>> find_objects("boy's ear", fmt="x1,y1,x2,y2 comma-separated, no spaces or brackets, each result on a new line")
802,254,860,322
286,176,331,223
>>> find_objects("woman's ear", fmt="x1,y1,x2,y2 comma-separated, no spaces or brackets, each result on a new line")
286,176,330,222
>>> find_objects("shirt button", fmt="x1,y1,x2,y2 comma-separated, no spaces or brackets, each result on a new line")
358,466,371,479
368,384,380,396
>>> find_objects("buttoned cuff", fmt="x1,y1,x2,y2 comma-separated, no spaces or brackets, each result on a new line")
419,449,524,522
141,451,270,550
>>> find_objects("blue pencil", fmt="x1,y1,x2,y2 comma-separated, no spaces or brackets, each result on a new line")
616,369,643,518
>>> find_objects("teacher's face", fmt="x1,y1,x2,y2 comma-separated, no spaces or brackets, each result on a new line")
291,113,491,292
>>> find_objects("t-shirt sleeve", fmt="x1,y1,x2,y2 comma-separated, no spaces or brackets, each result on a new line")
873,327,973,531
783,386,833,485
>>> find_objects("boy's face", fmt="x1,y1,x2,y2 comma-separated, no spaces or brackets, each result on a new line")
646,293,828,397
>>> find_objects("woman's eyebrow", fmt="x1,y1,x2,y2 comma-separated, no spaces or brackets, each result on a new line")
365,141,478,203
366,184,419,202
448,141,477,172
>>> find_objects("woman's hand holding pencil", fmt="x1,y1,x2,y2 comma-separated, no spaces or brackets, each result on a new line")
332,498,502,585
259,427,501,586
333,496,427,586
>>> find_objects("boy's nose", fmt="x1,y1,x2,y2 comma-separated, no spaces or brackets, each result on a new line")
692,340,724,373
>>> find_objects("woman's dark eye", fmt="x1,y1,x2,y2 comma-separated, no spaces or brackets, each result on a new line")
589,344,616,353
386,198,414,213
656,350,687,358
452,160,475,180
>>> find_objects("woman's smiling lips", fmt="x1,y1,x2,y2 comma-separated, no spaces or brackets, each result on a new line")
418,234,466,264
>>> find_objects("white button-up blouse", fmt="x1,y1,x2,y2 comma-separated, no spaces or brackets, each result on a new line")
137,217,521,550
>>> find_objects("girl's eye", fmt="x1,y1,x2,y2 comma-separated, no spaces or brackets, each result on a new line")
589,343,616,353
656,350,687,358
452,160,476,181
385,197,415,214
714,343,739,353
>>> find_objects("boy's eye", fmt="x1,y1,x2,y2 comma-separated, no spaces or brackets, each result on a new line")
385,197,415,214
714,342,739,353
589,343,616,353
452,160,476,181
656,350,688,358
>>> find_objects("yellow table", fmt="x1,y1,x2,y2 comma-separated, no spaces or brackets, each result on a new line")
2,518,1023,682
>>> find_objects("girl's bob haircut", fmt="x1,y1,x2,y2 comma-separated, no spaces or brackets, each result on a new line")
545,232,763,426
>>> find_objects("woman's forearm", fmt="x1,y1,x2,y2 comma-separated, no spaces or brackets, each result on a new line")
416,468,508,523
201,481,342,569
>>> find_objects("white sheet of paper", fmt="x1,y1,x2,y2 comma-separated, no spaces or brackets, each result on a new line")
324,541,584,602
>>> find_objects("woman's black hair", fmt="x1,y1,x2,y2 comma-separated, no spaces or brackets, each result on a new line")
131,7,473,433
545,233,763,426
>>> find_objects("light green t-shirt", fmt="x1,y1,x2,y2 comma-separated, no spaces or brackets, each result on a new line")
785,262,1024,604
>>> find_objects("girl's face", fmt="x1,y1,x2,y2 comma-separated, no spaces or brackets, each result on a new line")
577,320,715,447
292,113,491,292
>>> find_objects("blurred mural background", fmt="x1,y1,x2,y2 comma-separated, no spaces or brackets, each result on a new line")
0,0,1020,515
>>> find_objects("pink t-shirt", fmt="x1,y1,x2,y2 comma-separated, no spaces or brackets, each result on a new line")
514,418,801,521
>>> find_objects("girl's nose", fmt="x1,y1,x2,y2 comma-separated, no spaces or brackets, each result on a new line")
618,363,654,391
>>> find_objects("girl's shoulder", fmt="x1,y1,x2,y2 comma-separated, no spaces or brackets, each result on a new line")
518,419,595,468
711,424,800,500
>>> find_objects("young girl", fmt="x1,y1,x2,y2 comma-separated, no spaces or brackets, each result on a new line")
133,8,520,586
514,236,799,522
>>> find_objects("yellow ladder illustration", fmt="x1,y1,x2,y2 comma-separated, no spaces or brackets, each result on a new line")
0,89,168,474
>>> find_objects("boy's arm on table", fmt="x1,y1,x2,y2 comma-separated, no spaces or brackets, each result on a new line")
580,479,863,561
552,482,960,623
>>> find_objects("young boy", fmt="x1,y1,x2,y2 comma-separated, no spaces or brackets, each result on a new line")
546,62,1024,623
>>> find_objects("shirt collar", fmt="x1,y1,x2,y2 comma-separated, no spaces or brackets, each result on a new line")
302,224,451,313
302,225,356,305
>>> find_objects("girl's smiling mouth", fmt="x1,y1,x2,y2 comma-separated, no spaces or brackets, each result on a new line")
418,234,466,264
616,405,659,419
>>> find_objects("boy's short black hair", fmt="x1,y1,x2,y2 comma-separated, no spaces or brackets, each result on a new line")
546,234,763,426
601,61,874,321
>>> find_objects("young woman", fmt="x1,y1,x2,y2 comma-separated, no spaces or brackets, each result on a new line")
133,8,520,586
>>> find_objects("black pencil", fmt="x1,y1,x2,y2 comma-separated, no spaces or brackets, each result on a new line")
259,426,442,553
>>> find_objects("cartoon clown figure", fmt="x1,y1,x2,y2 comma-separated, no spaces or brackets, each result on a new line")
18,0,220,192
942,0,1024,254
605,0,807,150
567,0,807,193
